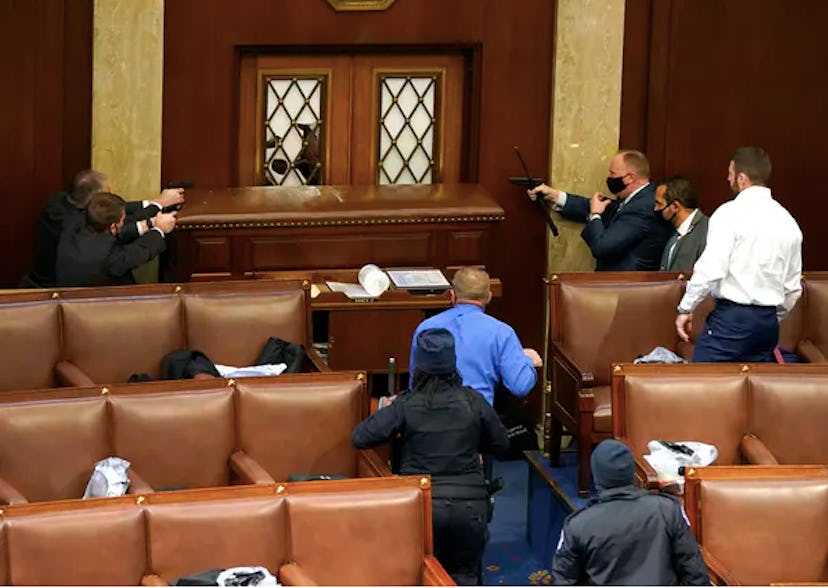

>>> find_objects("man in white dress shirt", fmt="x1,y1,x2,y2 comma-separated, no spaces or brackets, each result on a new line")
675,147,802,362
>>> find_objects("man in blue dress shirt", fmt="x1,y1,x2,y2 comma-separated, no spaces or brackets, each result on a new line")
408,266,541,406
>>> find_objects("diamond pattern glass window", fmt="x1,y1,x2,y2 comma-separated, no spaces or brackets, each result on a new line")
377,74,440,185
263,76,326,186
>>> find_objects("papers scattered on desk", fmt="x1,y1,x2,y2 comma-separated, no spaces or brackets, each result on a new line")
386,268,450,290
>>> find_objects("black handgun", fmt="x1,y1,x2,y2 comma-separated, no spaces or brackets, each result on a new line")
658,439,694,456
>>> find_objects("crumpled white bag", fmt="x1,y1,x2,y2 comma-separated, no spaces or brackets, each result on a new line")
643,441,718,493
83,457,131,499
216,566,279,586
214,363,287,378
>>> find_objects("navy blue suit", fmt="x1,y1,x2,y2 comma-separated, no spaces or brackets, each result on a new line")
559,183,672,271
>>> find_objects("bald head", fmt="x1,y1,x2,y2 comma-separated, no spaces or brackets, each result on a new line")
451,267,491,306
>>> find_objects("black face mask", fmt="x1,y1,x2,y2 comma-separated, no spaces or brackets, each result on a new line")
654,205,677,224
606,175,627,195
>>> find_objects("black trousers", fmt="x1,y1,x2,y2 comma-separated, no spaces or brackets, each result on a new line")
693,299,778,363
432,496,488,586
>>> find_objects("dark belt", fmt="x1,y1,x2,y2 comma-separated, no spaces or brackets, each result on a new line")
431,483,488,500
715,298,775,311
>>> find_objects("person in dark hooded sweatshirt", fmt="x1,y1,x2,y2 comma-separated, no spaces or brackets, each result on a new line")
352,328,508,586
551,440,710,586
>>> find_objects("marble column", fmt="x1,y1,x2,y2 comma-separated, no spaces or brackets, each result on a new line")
91,0,164,282
541,0,626,450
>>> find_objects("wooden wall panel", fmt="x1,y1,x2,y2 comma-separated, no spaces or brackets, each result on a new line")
0,0,92,287
621,0,828,269
162,0,556,351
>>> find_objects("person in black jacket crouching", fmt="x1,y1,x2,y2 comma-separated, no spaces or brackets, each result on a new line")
352,328,508,586
551,439,710,585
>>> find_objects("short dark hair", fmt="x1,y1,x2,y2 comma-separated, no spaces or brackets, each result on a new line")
731,146,772,185
69,169,108,208
86,192,125,232
658,175,698,209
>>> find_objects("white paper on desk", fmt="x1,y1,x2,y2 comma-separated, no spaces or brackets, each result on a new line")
326,281,374,299
386,268,450,289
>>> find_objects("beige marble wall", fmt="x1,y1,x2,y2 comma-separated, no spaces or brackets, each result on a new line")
547,0,626,273
92,0,164,281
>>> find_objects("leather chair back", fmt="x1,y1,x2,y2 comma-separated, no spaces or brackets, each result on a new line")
0,397,108,501
559,281,683,384
700,478,828,585
622,373,748,464
236,380,363,480
806,278,828,357
109,388,235,490
287,487,425,585
779,292,806,352
146,496,287,582
0,301,60,390
5,506,146,585
60,296,184,382
0,522,7,585
750,372,828,463
184,290,307,367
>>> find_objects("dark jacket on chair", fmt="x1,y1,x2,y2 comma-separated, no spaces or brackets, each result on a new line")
560,183,672,271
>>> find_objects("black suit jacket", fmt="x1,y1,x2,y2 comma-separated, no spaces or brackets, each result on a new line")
55,223,166,288
28,193,160,287
559,183,672,271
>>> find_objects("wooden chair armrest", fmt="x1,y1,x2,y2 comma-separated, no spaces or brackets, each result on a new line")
303,347,330,372
0,475,28,505
230,450,276,485
633,456,660,489
358,449,392,477
141,574,169,586
279,563,318,586
797,339,828,363
741,434,779,465
128,468,155,494
423,555,456,586
701,546,740,586
551,344,595,388
54,360,95,387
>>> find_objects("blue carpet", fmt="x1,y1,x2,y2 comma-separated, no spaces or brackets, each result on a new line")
483,451,588,585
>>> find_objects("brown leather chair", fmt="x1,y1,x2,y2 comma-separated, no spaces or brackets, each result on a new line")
144,495,288,585
611,363,750,488
684,465,828,586
4,504,147,585
110,388,237,491
0,396,109,503
282,484,428,585
744,368,828,465
0,299,61,390
799,273,828,362
546,272,685,495
235,378,384,482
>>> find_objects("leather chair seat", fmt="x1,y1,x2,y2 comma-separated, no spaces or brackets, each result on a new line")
592,385,612,433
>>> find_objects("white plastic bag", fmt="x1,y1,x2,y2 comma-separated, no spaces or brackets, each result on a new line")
214,363,287,378
643,441,718,493
83,457,131,499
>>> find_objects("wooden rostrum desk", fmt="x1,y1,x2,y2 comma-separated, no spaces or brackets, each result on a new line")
165,183,505,282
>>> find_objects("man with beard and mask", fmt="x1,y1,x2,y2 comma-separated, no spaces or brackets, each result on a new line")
655,175,709,271
676,146,802,363
528,150,671,270
551,440,710,586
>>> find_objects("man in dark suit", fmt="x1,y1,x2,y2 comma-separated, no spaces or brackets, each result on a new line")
655,176,709,272
23,169,185,287
529,150,672,270
56,192,176,287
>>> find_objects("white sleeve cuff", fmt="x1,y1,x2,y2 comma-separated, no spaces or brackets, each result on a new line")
553,191,567,211
136,221,145,236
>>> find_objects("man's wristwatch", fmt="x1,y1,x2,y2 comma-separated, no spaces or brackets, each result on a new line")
676,306,691,315
588,213,602,221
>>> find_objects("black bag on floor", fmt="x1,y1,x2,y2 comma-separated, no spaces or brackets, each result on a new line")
174,569,223,586
162,350,221,380
500,416,538,460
